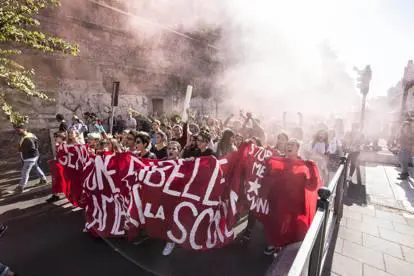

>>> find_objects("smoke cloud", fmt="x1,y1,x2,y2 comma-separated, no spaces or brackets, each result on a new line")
123,0,360,121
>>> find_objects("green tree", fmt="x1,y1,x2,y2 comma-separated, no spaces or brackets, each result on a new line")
0,0,79,125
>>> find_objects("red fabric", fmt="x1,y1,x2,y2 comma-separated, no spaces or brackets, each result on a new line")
49,159,65,194
263,157,322,247
54,144,89,207
123,155,234,250
49,142,323,250
82,151,130,237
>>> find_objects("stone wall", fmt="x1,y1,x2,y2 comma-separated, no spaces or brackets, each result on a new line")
0,0,222,170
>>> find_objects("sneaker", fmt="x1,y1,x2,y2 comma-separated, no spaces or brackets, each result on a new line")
0,224,8,238
398,173,409,180
13,186,23,194
46,194,60,203
36,178,48,186
162,242,176,256
272,247,282,257
264,246,277,255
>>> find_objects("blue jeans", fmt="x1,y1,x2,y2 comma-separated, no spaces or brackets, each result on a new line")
19,157,46,187
398,149,412,174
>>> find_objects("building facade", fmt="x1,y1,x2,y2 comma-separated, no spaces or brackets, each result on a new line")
0,0,221,170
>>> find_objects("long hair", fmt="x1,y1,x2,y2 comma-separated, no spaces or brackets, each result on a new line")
217,129,235,157
275,132,289,155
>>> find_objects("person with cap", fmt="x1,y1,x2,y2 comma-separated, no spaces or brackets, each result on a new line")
14,123,47,193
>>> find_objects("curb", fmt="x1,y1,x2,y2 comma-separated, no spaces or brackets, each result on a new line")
0,184,52,204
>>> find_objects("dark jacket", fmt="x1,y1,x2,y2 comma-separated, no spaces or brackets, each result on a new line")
193,148,216,158
19,133,40,160
182,146,198,158
141,151,157,159
151,146,168,159
113,119,126,134
59,121,68,132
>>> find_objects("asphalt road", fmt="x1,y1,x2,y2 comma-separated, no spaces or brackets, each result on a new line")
0,193,273,276
0,195,152,276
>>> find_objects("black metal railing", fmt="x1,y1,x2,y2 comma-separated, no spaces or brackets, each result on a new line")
288,155,349,276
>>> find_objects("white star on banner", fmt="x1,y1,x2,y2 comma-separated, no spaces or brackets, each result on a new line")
247,178,261,196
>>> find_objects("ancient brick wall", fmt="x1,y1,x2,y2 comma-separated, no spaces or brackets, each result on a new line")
0,0,221,171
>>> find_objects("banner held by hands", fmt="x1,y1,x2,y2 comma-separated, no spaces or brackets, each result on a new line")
182,85,193,122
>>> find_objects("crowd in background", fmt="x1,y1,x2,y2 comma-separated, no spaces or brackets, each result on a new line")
51,109,370,186
16,106,414,259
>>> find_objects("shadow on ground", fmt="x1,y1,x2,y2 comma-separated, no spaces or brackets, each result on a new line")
0,199,273,276
0,201,151,276
104,221,272,276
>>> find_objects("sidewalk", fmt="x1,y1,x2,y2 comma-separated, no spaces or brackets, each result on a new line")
332,204,414,276
330,161,414,276
363,163,414,212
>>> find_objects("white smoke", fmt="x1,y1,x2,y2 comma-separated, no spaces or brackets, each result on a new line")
125,0,361,120
217,0,360,118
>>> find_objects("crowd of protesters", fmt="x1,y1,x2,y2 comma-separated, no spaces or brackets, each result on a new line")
13,108,373,208
14,105,403,260
51,110,362,161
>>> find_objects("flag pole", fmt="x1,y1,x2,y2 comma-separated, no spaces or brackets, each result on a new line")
182,85,193,122
110,81,120,134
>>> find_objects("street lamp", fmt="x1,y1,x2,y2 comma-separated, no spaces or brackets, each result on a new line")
401,60,414,119
357,65,372,130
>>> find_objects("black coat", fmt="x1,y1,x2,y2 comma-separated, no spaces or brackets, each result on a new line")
19,134,40,160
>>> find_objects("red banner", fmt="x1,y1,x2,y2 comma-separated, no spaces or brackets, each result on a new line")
125,155,237,249
82,152,131,237
52,144,89,207
50,142,321,250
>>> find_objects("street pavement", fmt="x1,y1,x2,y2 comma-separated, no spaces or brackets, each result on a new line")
0,194,153,276
345,157,414,212
330,204,414,275
363,163,414,212
0,192,273,276
5,151,412,276
0,169,52,201
329,160,414,276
